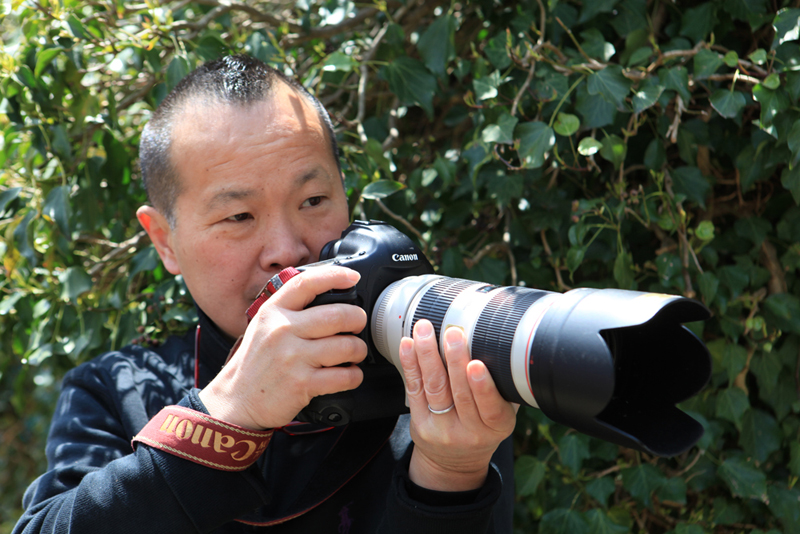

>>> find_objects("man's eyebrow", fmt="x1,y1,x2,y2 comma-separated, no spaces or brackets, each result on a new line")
295,167,329,187
204,188,257,212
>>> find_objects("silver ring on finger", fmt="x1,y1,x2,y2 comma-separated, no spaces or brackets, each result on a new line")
428,403,455,415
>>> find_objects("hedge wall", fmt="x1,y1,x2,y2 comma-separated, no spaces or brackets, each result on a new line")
2,0,800,532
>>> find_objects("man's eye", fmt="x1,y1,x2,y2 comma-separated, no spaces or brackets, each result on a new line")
302,196,323,208
226,213,252,222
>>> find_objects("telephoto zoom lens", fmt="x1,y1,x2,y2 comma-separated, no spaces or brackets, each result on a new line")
371,275,711,457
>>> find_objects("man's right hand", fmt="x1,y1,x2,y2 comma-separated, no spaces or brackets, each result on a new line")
198,266,367,430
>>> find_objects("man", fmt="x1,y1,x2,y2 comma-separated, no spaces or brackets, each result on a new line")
15,55,516,533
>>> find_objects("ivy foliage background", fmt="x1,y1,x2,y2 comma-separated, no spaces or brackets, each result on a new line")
3,0,800,532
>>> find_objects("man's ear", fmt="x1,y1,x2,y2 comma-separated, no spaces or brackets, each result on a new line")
136,206,181,275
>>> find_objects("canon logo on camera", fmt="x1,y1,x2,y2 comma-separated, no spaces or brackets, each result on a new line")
392,253,418,262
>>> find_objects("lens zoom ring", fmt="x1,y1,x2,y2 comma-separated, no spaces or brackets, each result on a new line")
411,279,474,342
473,288,545,404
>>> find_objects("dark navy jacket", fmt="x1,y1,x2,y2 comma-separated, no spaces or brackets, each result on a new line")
14,310,514,533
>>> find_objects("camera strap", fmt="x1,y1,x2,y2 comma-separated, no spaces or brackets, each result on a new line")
132,405,273,471
246,267,302,320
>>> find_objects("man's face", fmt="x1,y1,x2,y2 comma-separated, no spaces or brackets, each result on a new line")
145,83,349,339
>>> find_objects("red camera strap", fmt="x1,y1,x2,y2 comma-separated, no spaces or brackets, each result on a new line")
246,267,302,320
132,405,273,471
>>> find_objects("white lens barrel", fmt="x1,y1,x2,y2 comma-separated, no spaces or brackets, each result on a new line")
372,275,562,408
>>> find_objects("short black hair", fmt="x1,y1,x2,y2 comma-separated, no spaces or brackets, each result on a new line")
139,55,341,226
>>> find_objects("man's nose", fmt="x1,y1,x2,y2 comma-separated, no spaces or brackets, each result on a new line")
257,221,310,271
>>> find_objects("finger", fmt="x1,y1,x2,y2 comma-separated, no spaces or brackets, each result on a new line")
310,364,364,396
398,337,428,415
292,303,367,339
270,266,360,310
442,327,480,419
413,320,453,412
302,335,368,368
466,360,515,432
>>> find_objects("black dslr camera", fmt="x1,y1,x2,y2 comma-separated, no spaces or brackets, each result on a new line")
292,220,711,457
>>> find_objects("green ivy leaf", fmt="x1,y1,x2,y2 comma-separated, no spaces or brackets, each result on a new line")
767,485,800,531
43,185,71,237
680,3,717,43
380,56,437,117
763,293,800,334
670,166,710,208
695,220,715,241
752,84,790,125
716,387,750,428
717,457,767,501
66,14,91,40
322,52,356,72
514,455,546,496
763,73,781,89
566,245,586,274
130,246,159,279
656,477,687,505
0,292,24,316
579,0,619,24
599,134,626,170
34,47,64,77
667,525,707,534
540,508,590,534
725,0,768,23
721,344,747,386
609,0,648,37
632,79,664,114
734,217,771,247
473,71,502,101
587,65,632,110
585,509,629,534
644,139,666,170
576,83,617,128
364,138,392,176
693,48,724,79
59,267,93,303
697,272,719,304
739,409,782,463
417,14,457,77
709,90,747,119
790,442,800,477
166,56,190,93
718,265,749,298
553,113,580,136
558,433,591,475
712,496,745,525
773,8,800,50
481,113,518,144
781,163,800,204
658,66,692,103
621,464,666,509
578,137,603,156
0,187,22,215
613,250,635,289
723,50,740,67
12,210,37,268
586,477,616,507
361,180,405,200
515,121,555,169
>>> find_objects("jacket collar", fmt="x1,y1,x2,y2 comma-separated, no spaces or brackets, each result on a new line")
195,307,234,387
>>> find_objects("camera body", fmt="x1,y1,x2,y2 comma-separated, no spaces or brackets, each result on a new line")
295,220,433,425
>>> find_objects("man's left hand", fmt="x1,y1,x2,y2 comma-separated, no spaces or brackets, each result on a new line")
398,319,517,492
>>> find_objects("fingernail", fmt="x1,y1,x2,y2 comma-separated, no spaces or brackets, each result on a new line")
346,269,361,283
444,328,463,350
471,364,486,381
416,321,432,338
